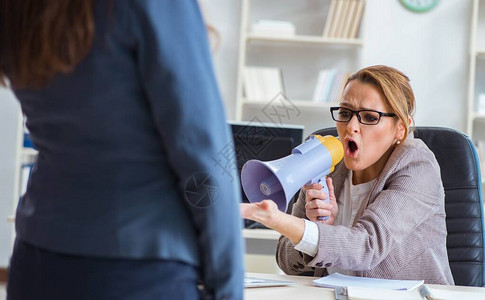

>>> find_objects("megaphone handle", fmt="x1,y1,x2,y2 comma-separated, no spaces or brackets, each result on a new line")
317,178,330,221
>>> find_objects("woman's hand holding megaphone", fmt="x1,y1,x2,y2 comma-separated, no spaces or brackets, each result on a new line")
304,178,338,224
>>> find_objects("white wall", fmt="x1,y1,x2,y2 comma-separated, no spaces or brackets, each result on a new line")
0,87,21,268
365,0,471,131
201,0,243,119
207,0,472,132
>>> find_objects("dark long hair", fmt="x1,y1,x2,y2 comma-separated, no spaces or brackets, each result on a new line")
0,0,95,88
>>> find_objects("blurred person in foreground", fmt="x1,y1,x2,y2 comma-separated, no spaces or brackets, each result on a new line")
1,0,244,299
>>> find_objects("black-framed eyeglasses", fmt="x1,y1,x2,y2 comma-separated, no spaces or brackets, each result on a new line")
330,107,397,125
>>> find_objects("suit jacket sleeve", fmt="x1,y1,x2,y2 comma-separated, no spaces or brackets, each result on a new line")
131,1,244,298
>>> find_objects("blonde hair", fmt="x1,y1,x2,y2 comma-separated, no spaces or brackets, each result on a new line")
345,65,415,141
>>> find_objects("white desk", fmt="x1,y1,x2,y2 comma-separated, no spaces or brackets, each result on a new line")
244,273,485,300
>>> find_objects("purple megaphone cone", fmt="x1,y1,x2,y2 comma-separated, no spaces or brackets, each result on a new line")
241,135,343,213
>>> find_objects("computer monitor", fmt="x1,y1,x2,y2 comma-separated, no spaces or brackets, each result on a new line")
229,120,304,228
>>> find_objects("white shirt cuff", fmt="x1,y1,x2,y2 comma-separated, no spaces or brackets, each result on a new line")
294,219,319,257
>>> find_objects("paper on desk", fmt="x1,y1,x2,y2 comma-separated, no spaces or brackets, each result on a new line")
312,273,423,290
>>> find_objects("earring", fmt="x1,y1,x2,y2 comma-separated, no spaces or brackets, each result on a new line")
396,140,401,145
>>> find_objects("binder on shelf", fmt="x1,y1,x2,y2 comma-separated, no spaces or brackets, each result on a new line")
329,72,350,102
348,0,365,38
312,69,349,103
243,67,284,101
342,0,358,38
324,0,365,39
322,0,338,37
312,70,329,102
336,0,351,38
328,0,345,38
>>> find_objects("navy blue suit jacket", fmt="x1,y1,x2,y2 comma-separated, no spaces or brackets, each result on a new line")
12,0,244,298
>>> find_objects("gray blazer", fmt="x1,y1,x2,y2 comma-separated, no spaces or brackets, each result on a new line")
276,136,454,285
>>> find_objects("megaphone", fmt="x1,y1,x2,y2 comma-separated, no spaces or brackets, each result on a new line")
240,135,343,217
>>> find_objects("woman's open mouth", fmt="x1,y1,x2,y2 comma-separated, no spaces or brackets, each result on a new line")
346,139,359,158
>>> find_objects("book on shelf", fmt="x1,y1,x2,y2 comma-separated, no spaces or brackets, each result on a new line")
312,69,349,103
322,0,337,37
348,0,365,38
336,0,351,38
329,71,349,102
312,69,333,103
328,0,345,38
323,0,365,39
250,20,295,37
243,67,284,101
342,0,358,38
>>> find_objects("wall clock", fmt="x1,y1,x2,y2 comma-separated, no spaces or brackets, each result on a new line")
400,0,440,13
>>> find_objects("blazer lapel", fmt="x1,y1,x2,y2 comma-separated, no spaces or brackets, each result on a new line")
350,139,410,226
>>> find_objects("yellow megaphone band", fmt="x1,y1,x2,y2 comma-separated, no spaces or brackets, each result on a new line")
314,134,344,167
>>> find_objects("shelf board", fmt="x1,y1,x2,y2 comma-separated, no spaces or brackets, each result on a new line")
476,50,485,58
242,229,281,240
242,99,339,109
22,147,38,156
472,113,485,120
246,33,364,46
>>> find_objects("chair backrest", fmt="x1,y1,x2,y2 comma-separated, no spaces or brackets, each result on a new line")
312,126,485,287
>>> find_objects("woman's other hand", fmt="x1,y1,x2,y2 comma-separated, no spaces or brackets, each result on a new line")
240,199,306,245
304,178,338,224
240,200,282,230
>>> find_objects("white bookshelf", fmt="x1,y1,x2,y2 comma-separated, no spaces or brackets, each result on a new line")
235,0,367,137
246,33,364,46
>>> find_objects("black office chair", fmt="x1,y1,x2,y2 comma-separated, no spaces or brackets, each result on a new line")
311,127,485,287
